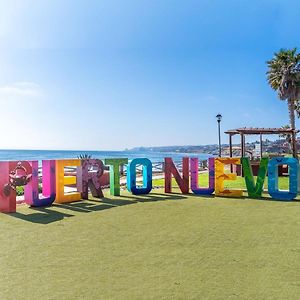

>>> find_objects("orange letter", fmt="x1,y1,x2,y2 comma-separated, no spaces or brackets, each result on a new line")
55,159,81,203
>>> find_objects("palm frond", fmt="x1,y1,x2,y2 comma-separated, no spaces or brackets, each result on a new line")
266,48,300,101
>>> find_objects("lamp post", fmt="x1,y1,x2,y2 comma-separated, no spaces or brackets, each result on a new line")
216,114,222,157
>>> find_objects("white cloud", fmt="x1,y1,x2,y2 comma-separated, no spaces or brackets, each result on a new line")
242,112,251,119
0,81,43,98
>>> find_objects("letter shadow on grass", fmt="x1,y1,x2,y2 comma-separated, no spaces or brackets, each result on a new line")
118,192,187,203
9,207,74,225
7,192,188,224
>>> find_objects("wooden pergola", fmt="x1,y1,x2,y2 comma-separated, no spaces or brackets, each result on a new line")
224,127,299,158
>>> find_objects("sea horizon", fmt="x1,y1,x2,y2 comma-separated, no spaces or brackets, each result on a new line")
0,149,211,162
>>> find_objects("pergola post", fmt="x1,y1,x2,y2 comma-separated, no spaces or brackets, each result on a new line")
229,134,233,172
243,134,246,157
241,133,245,157
260,133,263,158
229,134,233,157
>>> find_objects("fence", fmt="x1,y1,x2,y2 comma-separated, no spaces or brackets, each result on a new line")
120,160,208,176
37,159,208,180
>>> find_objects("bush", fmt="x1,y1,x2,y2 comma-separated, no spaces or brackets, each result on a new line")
16,185,42,196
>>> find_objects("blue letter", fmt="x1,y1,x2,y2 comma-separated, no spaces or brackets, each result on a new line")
268,157,298,201
127,158,152,195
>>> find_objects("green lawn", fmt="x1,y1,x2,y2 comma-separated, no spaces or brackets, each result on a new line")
1,186,300,299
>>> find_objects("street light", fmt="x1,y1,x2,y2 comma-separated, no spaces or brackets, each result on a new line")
216,113,222,157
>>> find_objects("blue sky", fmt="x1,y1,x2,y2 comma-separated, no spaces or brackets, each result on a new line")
0,0,299,150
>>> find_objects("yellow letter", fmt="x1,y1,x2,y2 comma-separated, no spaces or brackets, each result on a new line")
215,158,243,197
55,159,81,203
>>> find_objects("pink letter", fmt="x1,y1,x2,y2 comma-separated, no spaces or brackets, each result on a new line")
164,157,189,194
0,161,32,213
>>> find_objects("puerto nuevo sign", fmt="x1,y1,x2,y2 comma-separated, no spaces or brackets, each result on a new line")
0,156,298,213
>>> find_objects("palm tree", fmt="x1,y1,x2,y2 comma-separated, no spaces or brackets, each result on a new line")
77,153,92,160
279,124,292,152
266,48,300,158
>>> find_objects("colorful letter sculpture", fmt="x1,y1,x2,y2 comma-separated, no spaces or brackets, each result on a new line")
104,158,128,196
24,160,56,207
127,158,152,195
241,157,268,198
55,159,81,203
215,158,243,197
0,161,32,212
190,157,215,195
268,157,298,201
0,162,14,212
164,157,189,194
1,154,300,214
77,159,104,199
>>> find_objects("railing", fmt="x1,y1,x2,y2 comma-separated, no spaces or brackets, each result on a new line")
37,159,208,180
121,160,208,175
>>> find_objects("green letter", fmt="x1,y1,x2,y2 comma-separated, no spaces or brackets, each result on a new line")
104,158,128,196
241,157,268,198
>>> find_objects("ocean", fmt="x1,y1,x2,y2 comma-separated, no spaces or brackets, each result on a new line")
0,149,211,163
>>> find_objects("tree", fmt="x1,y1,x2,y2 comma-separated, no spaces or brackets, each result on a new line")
266,48,300,158
279,124,292,152
77,153,92,159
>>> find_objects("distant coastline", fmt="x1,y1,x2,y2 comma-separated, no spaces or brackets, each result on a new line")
0,137,289,162
130,138,292,156
129,145,219,155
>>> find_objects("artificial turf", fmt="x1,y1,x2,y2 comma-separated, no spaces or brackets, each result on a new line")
1,185,300,299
